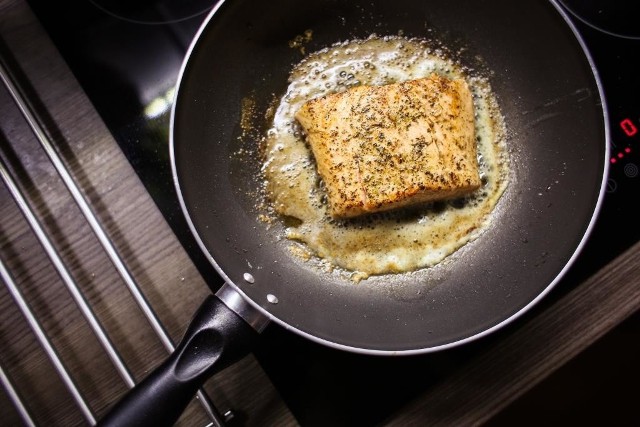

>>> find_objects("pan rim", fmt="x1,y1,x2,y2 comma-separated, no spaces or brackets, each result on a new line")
169,0,610,355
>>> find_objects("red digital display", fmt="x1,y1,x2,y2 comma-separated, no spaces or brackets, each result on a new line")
620,118,638,137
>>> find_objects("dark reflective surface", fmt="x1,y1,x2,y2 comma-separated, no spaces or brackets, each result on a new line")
560,0,640,38
89,0,213,24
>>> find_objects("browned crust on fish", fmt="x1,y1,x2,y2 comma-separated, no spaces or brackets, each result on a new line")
295,74,481,218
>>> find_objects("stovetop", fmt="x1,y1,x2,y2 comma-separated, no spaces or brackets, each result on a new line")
25,1,640,425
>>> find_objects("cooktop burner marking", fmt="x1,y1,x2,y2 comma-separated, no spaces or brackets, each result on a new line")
88,0,213,25
559,0,640,39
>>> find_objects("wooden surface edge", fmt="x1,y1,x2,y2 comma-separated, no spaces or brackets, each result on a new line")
385,239,640,426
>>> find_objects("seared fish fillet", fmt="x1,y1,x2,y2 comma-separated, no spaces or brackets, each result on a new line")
295,74,481,218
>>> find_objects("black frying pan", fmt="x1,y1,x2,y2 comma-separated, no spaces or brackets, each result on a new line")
99,0,608,425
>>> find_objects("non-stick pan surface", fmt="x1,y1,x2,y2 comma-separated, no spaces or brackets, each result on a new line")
172,0,607,353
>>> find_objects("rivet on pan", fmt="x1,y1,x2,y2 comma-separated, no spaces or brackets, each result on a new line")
267,294,278,304
243,272,255,284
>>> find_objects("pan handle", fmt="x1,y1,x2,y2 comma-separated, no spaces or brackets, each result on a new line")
98,284,269,427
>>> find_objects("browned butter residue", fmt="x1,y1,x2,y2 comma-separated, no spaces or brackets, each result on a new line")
240,96,256,138
288,29,314,55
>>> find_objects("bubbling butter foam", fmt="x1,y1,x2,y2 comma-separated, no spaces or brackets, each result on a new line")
261,35,509,281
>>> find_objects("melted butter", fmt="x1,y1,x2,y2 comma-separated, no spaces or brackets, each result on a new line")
261,35,509,280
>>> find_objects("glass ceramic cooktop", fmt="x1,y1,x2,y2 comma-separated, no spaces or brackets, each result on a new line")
25,1,640,424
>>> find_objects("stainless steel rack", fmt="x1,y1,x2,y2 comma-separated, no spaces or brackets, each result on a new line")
0,42,223,427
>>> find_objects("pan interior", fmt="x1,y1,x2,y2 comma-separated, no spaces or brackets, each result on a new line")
172,0,607,352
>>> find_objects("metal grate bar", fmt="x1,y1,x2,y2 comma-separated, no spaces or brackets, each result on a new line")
0,155,136,390
0,61,175,354
0,57,223,425
0,362,36,427
0,257,96,425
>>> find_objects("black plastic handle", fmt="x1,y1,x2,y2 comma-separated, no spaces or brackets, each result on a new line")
98,294,260,427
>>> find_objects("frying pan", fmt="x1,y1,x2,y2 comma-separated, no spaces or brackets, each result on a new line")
99,0,608,425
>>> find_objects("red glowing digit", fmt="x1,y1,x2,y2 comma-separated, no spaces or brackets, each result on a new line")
620,118,638,137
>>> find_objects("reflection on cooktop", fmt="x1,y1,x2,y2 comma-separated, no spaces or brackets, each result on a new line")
88,0,214,25
559,0,640,38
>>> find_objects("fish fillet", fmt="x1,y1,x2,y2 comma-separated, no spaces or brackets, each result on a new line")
295,74,481,218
